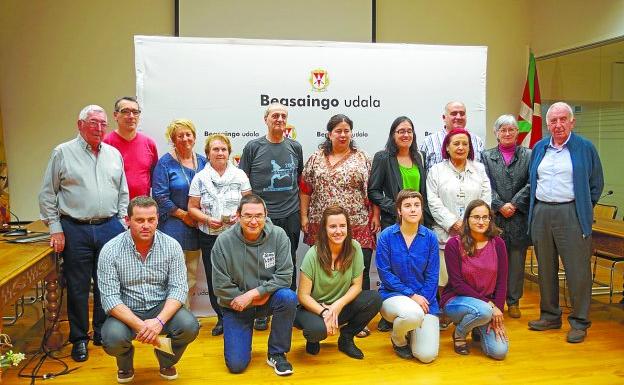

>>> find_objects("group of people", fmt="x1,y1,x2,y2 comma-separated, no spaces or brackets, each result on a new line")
38,97,604,382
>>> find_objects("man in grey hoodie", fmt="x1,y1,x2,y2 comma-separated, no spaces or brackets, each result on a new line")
211,194,297,376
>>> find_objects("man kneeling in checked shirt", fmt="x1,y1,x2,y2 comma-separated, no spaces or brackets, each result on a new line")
98,196,199,383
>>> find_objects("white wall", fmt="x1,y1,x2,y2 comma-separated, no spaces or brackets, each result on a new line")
0,0,173,220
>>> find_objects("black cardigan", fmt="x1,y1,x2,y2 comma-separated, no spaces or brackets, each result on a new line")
368,150,432,229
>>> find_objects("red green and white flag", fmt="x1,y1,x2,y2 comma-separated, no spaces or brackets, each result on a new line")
517,52,542,148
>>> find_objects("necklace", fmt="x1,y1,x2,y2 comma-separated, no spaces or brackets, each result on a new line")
174,149,197,186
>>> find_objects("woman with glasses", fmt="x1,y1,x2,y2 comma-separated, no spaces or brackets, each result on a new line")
482,115,531,319
426,128,491,327
369,116,430,332
441,199,509,360
152,119,207,307
300,114,380,337
369,116,429,229
295,205,381,359
188,134,251,336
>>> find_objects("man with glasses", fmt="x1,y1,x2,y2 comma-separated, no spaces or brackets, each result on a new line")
39,105,129,362
419,101,485,169
104,96,158,199
211,194,297,376
239,102,303,330
527,102,604,343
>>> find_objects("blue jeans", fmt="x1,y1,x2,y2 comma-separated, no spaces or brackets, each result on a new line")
222,288,297,373
61,217,125,343
444,296,508,360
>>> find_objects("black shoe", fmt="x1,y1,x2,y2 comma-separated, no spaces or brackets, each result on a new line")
566,328,587,343
377,318,392,332
528,318,562,331
305,341,320,355
471,329,481,342
392,340,412,359
71,340,89,362
254,316,269,331
211,319,223,336
92,333,103,346
266,353,293,376
338,335,364,359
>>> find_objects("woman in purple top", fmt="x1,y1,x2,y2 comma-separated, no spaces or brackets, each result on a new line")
441,199,509,360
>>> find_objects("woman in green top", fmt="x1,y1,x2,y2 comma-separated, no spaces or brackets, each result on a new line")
369,116,430,230
295,205,382,359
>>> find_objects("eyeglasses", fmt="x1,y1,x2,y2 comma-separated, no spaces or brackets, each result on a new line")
84,120,108,128
469,215,491,222
116,109,141,116
241,214,265,222
498,128,518,134
395,129,413,136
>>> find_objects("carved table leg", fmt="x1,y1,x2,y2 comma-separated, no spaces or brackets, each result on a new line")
44,275,63,350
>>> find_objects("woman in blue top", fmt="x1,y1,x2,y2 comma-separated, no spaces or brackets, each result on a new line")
152,119,207,306
376,189,440,362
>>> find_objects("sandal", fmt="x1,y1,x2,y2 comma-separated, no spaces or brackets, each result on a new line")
356,326,371,338
452,329,470,355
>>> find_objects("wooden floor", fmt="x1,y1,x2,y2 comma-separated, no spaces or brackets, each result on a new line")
3,275,624,384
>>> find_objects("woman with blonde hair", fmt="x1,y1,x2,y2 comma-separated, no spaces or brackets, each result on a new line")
152,119,207,307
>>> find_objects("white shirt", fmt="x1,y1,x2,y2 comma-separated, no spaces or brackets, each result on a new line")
188,162,251,235
426,160,492,247
536,136,575,203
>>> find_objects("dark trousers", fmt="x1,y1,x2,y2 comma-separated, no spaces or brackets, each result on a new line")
531,201,593,330
361,248,373,290
61,217,125,343
293,290,382,342
198,232,222,320
270,213,301,291
505,240,529,306
102,302,199,371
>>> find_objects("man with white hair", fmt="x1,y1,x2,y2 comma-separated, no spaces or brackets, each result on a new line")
527,101,603,343
419,101,485,169
39,105,129,361
239,103,303,331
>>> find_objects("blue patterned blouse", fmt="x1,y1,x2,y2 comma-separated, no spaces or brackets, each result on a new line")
152,152,207,250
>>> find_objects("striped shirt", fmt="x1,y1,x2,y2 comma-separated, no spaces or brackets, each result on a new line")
419,128,485,170
98,230,188,313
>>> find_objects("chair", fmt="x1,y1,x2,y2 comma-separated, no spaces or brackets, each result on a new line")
594,204,617,220
590,209,624,303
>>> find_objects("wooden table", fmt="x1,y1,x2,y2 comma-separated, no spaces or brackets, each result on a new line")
0,242,63,350
591,218,624,301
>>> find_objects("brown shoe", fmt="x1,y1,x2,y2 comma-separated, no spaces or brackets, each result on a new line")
159,366,178,380
528,318,562,331
566,328,587,343
508,305,521,319
452,329,470,355
117,368,134,383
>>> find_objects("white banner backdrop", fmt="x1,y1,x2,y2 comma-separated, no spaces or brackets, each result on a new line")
134,36,487,315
